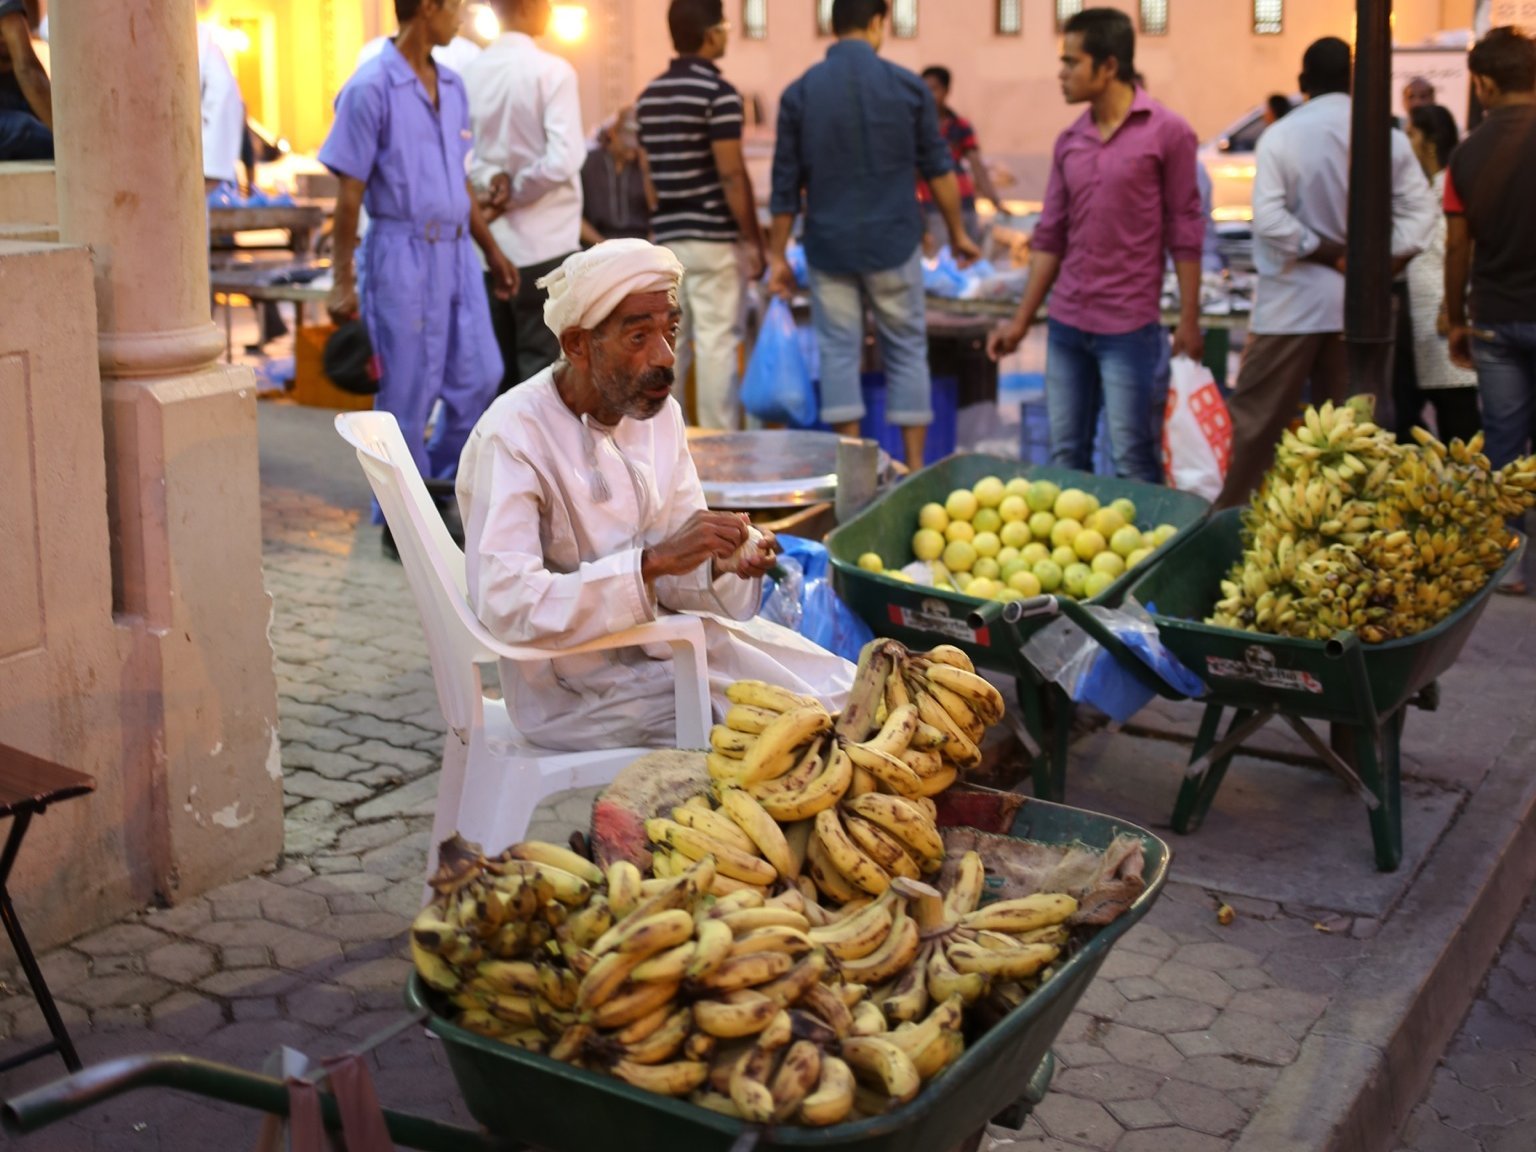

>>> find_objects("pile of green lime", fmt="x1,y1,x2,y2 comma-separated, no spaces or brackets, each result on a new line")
857,475,1178,603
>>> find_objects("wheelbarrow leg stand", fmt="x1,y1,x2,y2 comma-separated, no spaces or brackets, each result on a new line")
1172,705,1260,834
1016,678,1070,803
1332,714,1404,872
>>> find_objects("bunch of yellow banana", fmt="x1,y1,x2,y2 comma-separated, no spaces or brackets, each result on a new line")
1212,402,1536,643
645,785,800,897
800,793,947,905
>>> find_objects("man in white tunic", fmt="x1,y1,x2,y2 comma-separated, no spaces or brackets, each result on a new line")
458,239,854,751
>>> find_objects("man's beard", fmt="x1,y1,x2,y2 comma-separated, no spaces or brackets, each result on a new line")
596,361,676,421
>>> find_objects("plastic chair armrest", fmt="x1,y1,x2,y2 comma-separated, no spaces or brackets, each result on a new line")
477,616,712,749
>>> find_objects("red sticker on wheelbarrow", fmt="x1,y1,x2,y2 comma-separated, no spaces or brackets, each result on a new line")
1205,646,1323,693
888,602,991,646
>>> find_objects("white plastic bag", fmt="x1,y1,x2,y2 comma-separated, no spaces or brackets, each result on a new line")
1162,356,1231,501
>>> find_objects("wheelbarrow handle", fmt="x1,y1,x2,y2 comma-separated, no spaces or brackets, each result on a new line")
2,1053,503,1152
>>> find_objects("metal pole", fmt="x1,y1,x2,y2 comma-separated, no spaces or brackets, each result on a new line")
1345,0,1395,404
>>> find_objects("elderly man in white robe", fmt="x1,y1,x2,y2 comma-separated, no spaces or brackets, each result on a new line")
458,239,854,751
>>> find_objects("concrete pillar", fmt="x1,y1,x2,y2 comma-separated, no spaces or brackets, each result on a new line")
46,0,283,908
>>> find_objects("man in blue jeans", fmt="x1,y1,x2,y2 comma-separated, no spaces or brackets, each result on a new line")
766,0,979,467
986,8,1204,482
0,0,51,161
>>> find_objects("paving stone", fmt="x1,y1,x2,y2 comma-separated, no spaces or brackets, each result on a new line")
278,701,348,726
281,746,373,779
300,871,390,897
336,819,412,854
221,946,270,968
259,887,332,930
1099,948,1165,981
1116,977,1167,1002
1152,961,1236,1008
197,969,303,999
310,913,406,944
1074,980,1127,1021
1117,996,1219,1034
1156,1078,1248,1137
1106,1098,1174,1130
353,772,440,822
141,900,214,937
1032,1093,1124,1150
285,984,358,1029
1055,1042,1116,1069
231,997,283,1021
59,974,174,1011
1220,967,1274,992
269,864,315,886
1054,1061,1168,1101
1442,1049,1528,1090
1225,986,1329,1025
1208,1010,1301,1065
279,717,359,752
335,957,413,992
1116,1128,1232,1152
342,740,437,775
1100,1024,1186,1073
1173,941,1260,971
1173,1055,1281,1092
335,714,440,748
283,772,372,804
283,821,339,857
144,942,217,985
73,924,171,957
148,990,227,1041
312,854,364,874
1491,1081,1536,1121
1167,1030,1231,1058
359,835,431,884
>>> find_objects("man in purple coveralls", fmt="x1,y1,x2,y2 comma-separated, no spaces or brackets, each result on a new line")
986,7,1204,483
320,0,516,549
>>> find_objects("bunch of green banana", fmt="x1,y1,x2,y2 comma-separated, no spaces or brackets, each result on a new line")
1211,403,1536,643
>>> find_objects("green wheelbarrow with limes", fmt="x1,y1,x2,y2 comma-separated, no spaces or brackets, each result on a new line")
825,453,1210,802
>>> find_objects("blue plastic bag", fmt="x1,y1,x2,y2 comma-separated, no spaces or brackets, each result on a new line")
742,298,818,428
759,536,873,664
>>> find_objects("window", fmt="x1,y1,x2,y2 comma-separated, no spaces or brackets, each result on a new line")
742,0,766,40
891,0,917,38
1253,0,1283,35
1139,0,1168,35
996,0,1022,36
1055,0,1083,32
816,0,833,36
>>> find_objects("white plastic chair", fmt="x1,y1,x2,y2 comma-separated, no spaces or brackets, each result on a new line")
335,412,711,884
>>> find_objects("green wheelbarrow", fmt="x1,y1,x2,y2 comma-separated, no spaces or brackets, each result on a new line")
3,795,1169,1152
1121,508,1525,872
825,453,1210,805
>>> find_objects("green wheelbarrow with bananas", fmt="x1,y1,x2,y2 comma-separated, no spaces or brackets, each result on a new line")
3,793,1169,1152
1117,509,1526,872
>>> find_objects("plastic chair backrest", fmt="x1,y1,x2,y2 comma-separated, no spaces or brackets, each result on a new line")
335,412,497,735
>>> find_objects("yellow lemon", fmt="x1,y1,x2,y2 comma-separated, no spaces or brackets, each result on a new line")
942,539,978,573
1031,559,1063,593
996,546,1021,569
1020,542,1052,566
1153,524,1180,546
998,495,1029,524
973,532,1002,559
945,488,980,522
1073,529,1107,561
972,556,1001,581
1050,518,1082,549
966,577,997,599
945,520,976,544
1111,497,1138,524
1053,488,1093,523
912,528,945,561
1005,477,1033,499
999,520,1032,550
1084,570,1115,598
1008,569,1043,597
1026,481,1060,513
1087,508,1126,537
1091,550,1126,578
999,557,1030,581
1127,547,1154,568
918,502,950,532
857,552,884,573
972,508,1003,536
972,476,1007,509
1051,545,1078,569
1028,510,1057,541
1062,562,1091,599
1111,525,1145,558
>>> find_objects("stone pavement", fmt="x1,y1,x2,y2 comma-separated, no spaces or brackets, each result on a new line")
0,397,1531,1150
1394,897,1536,1152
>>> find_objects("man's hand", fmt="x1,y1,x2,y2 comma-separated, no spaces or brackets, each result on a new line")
767,255,797,302
951,233,983,267
481,172,512,224
642,511,749,582
725,526,779,580
1447,325,1476,370
986,315,1029,361
743,242,767,283
327,275,359,324
1305,237,1347,273
1171,317,1205,364
488,249,519,300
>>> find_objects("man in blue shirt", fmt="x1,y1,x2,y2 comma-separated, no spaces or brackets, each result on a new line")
766,0,978,467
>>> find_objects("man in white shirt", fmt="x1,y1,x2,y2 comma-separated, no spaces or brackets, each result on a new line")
1215,37,1436,509
458,240,852,750
196,5,244,190
464,0,585,390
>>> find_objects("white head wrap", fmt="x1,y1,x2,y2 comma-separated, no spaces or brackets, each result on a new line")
538,239,685,339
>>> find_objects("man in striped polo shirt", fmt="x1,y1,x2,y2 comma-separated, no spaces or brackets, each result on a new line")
637,0,765,430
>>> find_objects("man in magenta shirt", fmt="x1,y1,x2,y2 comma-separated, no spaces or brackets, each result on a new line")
987,7,1204,482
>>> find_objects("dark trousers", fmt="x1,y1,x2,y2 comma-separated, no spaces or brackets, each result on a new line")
0,110,52,161
1215,332,1350,510
487,252,573,392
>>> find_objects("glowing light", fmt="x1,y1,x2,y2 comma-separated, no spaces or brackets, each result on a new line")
209,23,251,55
551,4,589,43
471,4,500,42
